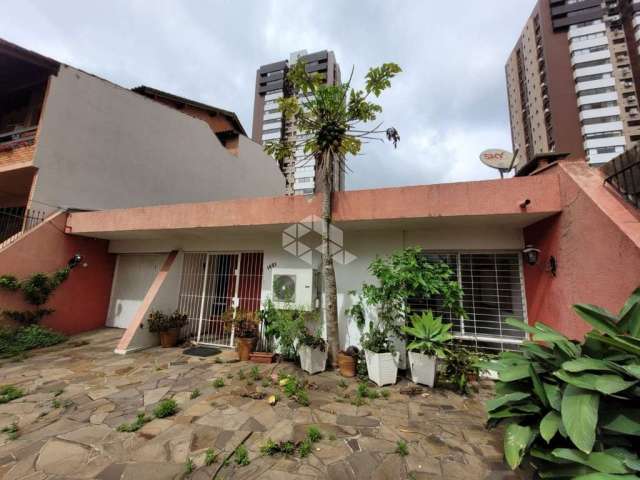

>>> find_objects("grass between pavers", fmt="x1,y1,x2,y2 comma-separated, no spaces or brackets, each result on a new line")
259,426,324,459
0,385,24,404
1,422,19,440
116,398,178,432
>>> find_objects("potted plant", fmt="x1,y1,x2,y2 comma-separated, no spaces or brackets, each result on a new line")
337,346,359,378
297,329,327,374
361,323,398,386
251,300,277,363
225,309,260,361
264,306,305,362
402,311,453,387
148,310,187,348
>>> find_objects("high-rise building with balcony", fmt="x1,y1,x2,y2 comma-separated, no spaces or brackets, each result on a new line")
506,0,640,173
252,50,343,195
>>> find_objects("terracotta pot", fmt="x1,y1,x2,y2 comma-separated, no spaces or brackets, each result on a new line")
236,337,258,361
337,352,357,378
250,352,276,364
159,328,179,348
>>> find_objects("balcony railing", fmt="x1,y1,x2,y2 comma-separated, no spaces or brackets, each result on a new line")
0,207,45,248
603,147,640,210
0,126,37,153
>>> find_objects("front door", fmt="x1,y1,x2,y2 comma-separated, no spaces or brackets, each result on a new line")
177,252,264,347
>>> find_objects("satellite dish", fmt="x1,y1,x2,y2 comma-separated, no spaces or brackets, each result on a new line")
479,148,518,178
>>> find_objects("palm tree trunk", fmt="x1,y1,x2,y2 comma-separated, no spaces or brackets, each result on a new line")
321,151,339,368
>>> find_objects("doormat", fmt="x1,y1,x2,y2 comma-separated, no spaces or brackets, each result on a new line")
183,346,221,357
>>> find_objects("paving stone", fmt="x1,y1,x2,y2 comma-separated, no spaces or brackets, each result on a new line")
35,439,90,476
326,460,356,480
121,462,184,480
95,462,126,480
372,453,407,480
335,414,380,427
58,424,112,446
0,329,529,480
143,387,170,406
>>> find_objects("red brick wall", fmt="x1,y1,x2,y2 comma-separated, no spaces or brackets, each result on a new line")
0,212,116,335
523,161,640,339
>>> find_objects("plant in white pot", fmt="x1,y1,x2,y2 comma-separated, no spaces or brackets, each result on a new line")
402,311,453,387
297,329,327,375
361,323,399,386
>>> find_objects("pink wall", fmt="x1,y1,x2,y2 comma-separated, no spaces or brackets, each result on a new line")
0,212,115,335
523,160,640,339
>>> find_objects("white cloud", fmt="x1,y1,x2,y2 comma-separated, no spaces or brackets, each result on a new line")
0,0,536,188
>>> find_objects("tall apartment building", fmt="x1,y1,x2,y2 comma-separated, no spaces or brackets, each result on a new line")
506,0,640,172
252,50,343,195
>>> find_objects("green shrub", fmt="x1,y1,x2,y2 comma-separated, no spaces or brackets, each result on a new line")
117,413,152,432
249,366,261,381
260,438,279,456
204,448,217,466
281,375,310,406
153,399,178,418
298,438,312,457
212,378,225,388
396,440,409,457
184,457,194,474
442,344,485,395
307,426,322,443
0,325,66,358
234,445,250,466
481,287,640,477
0,385,24,404
190,388,200,399
1,422,19,440
147,310,187,333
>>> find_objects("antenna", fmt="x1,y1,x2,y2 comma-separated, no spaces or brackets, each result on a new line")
479,148,519,179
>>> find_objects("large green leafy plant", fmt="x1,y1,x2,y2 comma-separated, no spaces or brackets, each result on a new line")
402,311,454,357
353,247,465,346
481,288,640,478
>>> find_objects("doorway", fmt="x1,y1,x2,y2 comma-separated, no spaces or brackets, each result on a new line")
177,252,264,347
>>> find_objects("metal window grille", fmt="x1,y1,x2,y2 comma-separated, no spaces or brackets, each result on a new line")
0,207,46,247
177,252,264,348
408,251,527,354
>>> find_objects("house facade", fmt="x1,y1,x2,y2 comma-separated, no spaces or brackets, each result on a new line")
29,155,635,354
0,39,284,245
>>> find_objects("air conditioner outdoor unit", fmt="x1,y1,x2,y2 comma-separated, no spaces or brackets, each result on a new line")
271,268,318,310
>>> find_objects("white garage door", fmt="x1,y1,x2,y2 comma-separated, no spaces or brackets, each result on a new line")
106,254,165,329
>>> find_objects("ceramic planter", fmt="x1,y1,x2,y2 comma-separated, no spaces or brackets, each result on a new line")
337,352,357,377
298,345,328,375
408,351,437,387
236,337,257,361
159,328,179,348
365,349,399,386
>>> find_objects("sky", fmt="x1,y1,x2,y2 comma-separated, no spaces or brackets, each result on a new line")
0,0,537,190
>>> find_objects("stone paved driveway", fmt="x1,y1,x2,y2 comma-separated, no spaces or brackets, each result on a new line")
0,329,528,479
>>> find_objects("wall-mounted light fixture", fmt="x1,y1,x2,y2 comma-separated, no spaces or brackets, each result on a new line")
522,245,557,276
68,253,84,269
522,245,541,266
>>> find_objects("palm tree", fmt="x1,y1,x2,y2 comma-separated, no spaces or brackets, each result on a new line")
265,61,401,366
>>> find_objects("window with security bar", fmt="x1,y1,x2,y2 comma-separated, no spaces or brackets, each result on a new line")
407,251,527,353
